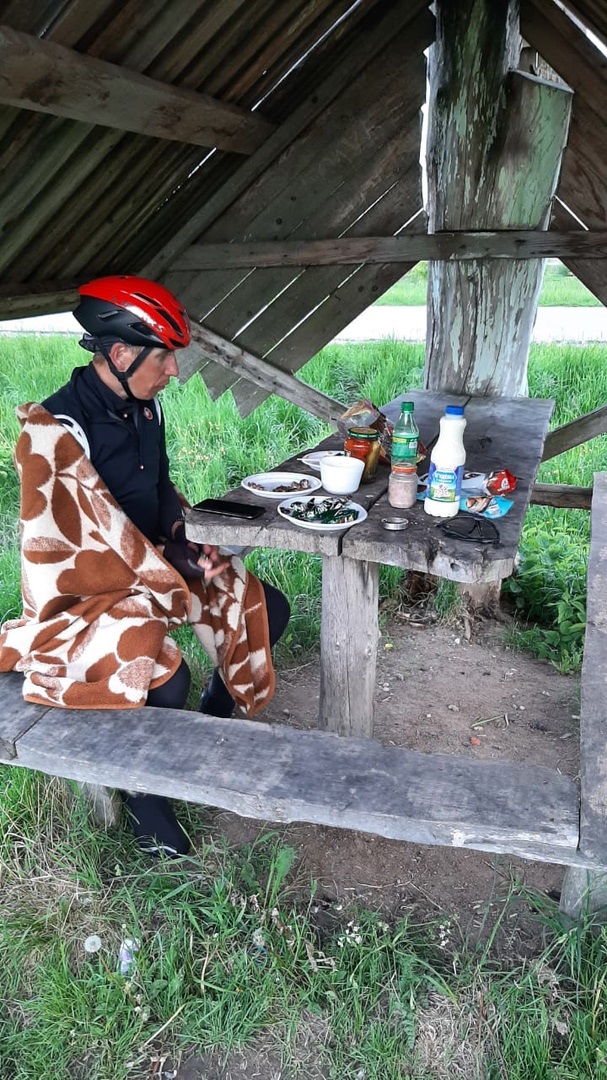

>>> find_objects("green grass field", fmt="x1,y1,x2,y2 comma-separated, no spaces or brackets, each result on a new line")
1,336,607,1078
376,260,603,307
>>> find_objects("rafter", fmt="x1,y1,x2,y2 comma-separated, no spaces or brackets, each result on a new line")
0,24,274,154
172,230,607,270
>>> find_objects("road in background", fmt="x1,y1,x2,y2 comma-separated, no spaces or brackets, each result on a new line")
1,306,607,342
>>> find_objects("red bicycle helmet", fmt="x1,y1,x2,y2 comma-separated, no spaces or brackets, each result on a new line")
74,275,190,350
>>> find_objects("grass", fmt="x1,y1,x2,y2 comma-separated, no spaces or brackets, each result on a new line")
2,334,607,1076
376,260,603,307
3,772,607,1078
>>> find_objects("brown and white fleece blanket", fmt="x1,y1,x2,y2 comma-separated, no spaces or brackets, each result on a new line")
0,403,275,715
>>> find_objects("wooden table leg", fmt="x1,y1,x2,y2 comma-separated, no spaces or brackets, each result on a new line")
319,554,379,737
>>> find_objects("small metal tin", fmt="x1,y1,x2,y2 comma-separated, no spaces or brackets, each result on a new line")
381,516,409,531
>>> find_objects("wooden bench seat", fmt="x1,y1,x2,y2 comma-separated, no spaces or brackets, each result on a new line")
0,667,588,868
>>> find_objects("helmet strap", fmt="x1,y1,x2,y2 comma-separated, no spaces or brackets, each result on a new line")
99,343,154,401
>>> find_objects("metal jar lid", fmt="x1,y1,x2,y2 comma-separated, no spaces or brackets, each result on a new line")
381,516,410,531
346,426,379,439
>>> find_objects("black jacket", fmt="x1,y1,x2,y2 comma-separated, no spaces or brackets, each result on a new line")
42,363,183,543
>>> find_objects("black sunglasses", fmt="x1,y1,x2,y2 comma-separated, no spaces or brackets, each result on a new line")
436,514,500,546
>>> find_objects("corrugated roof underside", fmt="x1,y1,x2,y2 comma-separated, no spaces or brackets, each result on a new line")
0,0,393,285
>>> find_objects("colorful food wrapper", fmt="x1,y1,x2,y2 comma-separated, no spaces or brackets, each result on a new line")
461,469,517,497
459,494,513,518
416,479,513,518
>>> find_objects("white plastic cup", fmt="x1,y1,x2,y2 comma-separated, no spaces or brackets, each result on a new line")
319,454,365,494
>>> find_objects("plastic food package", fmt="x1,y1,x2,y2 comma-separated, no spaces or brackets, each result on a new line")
336,399,393,463
417,478,513,519
460,469,517,497
459,494,513,518
336,399,427,464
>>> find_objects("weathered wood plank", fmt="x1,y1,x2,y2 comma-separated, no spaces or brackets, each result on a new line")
0,24,275,153
0,284,78,319
179,322,346,422
558,102,607,228
542,404,607,462
559,866,607,921
0,671,50,759
144,5,434,279
578,472,607,861
522,0,607,114
229,186,424,416
530,484,592,510
198,117,422,348
5,701,582,866
171,18,428,323
173,230,607,270
210,153,423,412
551,204,607,308
563,1,607,45
319,555,379,737
231,255,420,418
343,391,555,583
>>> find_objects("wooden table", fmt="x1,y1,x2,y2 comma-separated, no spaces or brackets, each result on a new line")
186,390,554,736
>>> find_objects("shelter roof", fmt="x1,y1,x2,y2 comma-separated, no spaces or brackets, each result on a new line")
0,0,605,414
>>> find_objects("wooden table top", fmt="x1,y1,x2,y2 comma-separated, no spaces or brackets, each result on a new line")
185,390,554,583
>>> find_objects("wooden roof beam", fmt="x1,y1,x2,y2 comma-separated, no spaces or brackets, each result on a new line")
172,230,607,269
181,322,345,423
522,0,607,114
0,25,274,154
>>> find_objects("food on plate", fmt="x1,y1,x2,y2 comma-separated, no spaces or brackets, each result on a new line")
247,477,313,493
282,497,359,525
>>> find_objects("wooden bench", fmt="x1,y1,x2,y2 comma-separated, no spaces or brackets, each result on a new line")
0,667,586,867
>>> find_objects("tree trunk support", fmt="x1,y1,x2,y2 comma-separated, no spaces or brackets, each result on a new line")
425,0,572,396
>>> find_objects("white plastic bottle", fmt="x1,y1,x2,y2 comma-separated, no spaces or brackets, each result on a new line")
423,405,467,518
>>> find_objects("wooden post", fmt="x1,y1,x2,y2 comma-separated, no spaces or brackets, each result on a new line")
559,473,607,921
74,782,122,828
319,555,379,737
425,0,572,395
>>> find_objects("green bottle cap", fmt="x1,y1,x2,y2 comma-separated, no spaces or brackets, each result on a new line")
401,401,414,412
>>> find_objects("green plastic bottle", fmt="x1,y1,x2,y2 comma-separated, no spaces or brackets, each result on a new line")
391,401,419,465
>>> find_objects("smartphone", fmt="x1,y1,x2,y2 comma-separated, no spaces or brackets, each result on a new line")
192,498,266,520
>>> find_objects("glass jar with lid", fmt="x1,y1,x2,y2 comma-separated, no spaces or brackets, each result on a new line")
388,464,418,508
344,426,381,483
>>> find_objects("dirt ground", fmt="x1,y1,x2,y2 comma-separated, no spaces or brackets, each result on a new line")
161,609,581,1080
207,607,580,949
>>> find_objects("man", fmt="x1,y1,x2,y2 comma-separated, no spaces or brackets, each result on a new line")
0,275,289,856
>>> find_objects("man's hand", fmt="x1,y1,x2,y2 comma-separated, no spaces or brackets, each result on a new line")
200,543,230,582
162,523,230,582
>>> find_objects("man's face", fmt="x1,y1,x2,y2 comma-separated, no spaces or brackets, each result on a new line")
109,343,180,399
127,347,180,399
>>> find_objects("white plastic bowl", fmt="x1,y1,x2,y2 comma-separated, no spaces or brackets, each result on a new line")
319,454,365,494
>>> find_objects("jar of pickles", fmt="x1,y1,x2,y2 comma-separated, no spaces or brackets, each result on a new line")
344,426,380,483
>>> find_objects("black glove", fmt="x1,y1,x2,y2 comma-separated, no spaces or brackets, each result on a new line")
162,522,205,579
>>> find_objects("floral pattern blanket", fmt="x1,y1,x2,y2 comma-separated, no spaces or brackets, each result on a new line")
0,403,275,715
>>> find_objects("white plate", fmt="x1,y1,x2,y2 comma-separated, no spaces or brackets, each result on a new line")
277,495,367,531
241,471,321,499
300,450,348,472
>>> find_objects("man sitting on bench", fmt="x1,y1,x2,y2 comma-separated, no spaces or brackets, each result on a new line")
0,275,290,857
